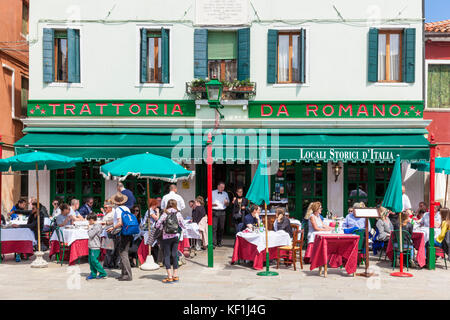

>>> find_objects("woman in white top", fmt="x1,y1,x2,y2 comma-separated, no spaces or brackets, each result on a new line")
51,199,61,217
305,201,333,243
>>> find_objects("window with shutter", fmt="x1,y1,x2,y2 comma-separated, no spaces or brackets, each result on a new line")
427,64,450,109
140,28,170,83
207,31,237,82
54,30,68,82
377,30,402,82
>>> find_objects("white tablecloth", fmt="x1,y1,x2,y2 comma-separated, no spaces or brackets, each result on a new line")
308,230,342,244
0,228,37,245
289,219,302,227
413,226,440,243
184,222,201,239
50,228,89,246
236,230,291,253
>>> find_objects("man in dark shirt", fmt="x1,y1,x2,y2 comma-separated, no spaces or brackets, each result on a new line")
78,197,94,218
241,205,261,232
117,182,136,210
12,202,45,249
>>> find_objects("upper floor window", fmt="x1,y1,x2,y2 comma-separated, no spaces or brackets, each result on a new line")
140,28,169,84
368,28,415,83
267,29,306,84
377,30,402,82
22,1,28,36
207,31,237,82
43,28,80,84
194,28,250,82
427,64,450,109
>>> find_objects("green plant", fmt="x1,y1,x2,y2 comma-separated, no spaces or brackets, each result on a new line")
190,78,206,87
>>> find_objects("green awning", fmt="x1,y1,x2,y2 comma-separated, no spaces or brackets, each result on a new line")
14,132,430,163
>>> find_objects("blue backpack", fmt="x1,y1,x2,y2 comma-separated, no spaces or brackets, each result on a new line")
119,207,140,236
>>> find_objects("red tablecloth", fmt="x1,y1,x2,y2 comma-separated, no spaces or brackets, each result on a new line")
310,234,359,275
137,237,188,265
304,243,314,264
49,240,89,265
1,241,34,255
386,231,426,267
231,235,281,270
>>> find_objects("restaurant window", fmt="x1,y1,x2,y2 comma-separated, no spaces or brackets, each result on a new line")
54,30,68,82
344,162,394,215
208,31,237,82
22,1,28,36
51,161,105,211
377,30,402,82
124,177,170,213
271,162,327,220
21,76,28,118
277,32,302,83
427,64,450,109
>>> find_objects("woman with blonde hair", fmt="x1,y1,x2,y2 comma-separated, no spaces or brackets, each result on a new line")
307,202,333,244
376,207,393,242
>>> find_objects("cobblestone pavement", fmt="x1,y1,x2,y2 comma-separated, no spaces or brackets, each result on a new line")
0,238,449,300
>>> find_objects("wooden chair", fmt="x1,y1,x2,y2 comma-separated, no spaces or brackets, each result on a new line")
276,224,304,271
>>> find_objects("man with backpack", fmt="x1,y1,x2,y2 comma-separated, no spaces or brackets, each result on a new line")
155,199,186,284
107,192,139,281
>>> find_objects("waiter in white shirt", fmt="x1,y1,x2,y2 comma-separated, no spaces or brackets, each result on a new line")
161,184,186,211
402,185,412,211
211,182,229,247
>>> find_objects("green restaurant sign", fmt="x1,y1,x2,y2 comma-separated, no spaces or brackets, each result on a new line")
248,101,424,119
27,100,196,117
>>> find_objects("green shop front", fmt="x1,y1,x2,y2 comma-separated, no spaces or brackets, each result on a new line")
17,99,430,226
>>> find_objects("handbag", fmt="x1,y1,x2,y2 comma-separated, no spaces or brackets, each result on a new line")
153,226,163,241
107,226,122,239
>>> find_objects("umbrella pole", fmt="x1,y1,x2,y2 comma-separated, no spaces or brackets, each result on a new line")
257,203,278,277
31,162,48,268
390,212,412,277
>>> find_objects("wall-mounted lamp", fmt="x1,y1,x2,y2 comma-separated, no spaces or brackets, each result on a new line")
332,161,343,182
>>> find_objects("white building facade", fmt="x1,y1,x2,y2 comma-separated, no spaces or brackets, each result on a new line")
21,0,429,225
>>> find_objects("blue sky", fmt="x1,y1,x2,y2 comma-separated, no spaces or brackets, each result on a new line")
425,0,450,22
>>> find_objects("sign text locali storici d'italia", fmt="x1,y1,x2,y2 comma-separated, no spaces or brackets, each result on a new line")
248,101,424,119
27,100,196,117
299,148,395,162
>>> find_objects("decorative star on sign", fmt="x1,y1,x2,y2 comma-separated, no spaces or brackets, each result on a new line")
29,109,35,114
40,109,46,114
35,104,41,110
415,110,421,116
410,105,415,111
404,110,409,116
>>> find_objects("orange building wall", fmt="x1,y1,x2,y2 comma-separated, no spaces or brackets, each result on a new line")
0,0,29,214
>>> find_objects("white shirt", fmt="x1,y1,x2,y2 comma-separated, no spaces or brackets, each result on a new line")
402,193,412,211
52,207,61,217
69,207,81,217
421,211,441,228
161,191,185,211
211,189,230,210
113,205,130,227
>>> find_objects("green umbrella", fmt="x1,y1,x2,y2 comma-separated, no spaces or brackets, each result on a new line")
100,152,194,182
245,149,277,276
411,157,450,175
0,151,84,268
382,155,403,213
382,155,412,277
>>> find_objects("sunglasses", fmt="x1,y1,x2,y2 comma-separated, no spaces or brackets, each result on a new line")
134,209,140,212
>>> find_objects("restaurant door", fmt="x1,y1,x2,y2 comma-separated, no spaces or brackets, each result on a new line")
195,163,251,234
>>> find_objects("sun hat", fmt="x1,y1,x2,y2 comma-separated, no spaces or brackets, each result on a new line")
109,192,128,206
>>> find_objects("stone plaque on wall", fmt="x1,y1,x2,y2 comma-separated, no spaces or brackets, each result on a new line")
195,0,249,26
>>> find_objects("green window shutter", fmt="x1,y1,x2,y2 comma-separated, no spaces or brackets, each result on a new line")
368,28,378,82
237,28,250,81
194,29,208,79
402,28,416,83
42,28,54,83
140,28,148,83
67,29,80,83
161,28,170,83
267,29,278,84
300,29,306,83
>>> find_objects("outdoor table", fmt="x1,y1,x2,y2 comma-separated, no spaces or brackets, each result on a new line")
0,228,36,257
231,230,291,270
137,235,189,265
385,231,426,268
304,231,334,264
49,227,89,265
309,234,360,277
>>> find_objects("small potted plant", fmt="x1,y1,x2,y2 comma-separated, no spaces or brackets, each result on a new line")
190,78,206,92
233,79,254,92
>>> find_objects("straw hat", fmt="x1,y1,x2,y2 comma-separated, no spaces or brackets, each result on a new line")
109,192,128,206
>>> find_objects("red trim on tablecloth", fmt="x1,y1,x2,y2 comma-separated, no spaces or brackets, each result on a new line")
309,234,359,275
49,240,89,265
231,235,280,270
304,242,314,264
1,241,34,255
137,237,188,265
386,232,426,267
